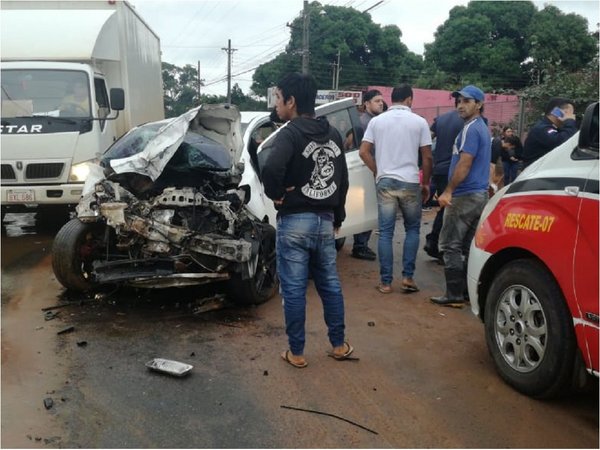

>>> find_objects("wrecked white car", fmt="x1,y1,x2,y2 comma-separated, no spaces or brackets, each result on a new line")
51,104,277,305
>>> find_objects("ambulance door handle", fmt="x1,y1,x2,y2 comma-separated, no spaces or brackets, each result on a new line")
565,186,580,196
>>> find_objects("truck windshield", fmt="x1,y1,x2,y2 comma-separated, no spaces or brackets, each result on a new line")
1,69,91,119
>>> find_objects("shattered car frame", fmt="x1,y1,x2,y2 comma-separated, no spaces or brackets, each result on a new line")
52,104,277,305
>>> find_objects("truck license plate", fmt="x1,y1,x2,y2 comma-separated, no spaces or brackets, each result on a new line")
7,189,35,202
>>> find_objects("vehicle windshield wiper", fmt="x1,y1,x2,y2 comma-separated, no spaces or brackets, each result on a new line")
11,115,78,125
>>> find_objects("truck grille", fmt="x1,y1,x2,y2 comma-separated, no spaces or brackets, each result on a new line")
25,163,64,179
1,164,16,180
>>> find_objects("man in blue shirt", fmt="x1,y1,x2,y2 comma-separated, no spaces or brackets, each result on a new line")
431,85,490,306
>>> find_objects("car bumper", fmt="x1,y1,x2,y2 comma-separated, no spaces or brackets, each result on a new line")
1,184,83,206
467,241,492,318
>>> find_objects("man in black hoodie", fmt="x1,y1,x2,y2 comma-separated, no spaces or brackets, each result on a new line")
261,73,352,368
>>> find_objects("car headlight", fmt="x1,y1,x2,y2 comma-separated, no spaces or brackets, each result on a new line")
69,161,94,182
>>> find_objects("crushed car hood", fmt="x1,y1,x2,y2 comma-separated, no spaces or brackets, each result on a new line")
106,104,243,181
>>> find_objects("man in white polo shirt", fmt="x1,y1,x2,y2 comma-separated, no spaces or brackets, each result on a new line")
359,84,433,294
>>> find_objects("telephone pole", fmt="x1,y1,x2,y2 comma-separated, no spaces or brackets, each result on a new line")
197,60,204,104
221,39,237,104
334,50,341,90
301,0,309,74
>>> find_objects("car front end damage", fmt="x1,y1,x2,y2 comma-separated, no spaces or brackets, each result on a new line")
52,104,277,305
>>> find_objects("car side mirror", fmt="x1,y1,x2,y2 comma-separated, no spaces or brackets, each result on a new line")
110,88,125,111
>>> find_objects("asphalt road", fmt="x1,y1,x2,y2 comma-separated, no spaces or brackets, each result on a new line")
1,210,598,448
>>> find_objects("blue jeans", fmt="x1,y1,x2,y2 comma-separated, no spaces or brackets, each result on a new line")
503,160,519,185
376,178,422,284
439,192,488,273
276,212,345,355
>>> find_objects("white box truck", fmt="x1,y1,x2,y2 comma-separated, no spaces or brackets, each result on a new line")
0,0,165,214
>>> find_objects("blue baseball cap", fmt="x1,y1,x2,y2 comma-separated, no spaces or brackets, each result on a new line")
452,85,485,102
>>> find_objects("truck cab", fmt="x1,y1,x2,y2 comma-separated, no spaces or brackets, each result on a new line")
1,62,122,206
1,1,164,213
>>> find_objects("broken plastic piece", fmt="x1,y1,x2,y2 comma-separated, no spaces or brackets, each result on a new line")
57,326,75,335
145,358,193,377
44,311,59,321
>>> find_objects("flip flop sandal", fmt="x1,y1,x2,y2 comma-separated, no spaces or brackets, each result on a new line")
375,284,393,294
328,342,358,361
401,283,420,293
281,350,308,368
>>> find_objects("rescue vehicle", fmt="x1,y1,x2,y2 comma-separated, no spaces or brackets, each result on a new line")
467,102,599,398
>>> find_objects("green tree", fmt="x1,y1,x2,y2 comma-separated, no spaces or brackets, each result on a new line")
162,63,266,116
251,2,422,94
162,62,200,117
525,5,597,83
423,1,536,89
521,55,599,127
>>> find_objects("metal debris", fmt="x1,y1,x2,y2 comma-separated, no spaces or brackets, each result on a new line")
145,358,193,377
44,311,60,321
192,294,226,315
57,326,75,335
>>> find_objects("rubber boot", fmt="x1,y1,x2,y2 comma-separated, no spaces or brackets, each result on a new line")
430,269,467,306
423,233,441,259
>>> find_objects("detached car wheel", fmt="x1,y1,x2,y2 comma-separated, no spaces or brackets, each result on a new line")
229,223,278,305
52,218,105,292
484,259,576,398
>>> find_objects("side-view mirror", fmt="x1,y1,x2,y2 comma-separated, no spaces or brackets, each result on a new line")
578,102,599,153
110,88,125,111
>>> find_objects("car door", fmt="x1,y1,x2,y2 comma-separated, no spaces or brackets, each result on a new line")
241,99,378,238
571,103,599,374
316,100,378,236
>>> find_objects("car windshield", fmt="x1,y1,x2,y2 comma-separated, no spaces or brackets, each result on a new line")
102,121,232,174
1,69,91,118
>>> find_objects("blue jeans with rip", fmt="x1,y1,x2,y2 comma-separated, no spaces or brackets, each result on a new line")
276,212,345,356
376,177,422,285
439,191,488,273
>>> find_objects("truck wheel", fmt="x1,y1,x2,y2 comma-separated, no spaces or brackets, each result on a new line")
335,237,346,252
484,259,576,398
229,223,278,305
52,219,105,292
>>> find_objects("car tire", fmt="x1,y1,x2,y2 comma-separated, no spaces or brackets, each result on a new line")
229,223,278,305
335,237,346,252
484,259,576,398
52,218,104,292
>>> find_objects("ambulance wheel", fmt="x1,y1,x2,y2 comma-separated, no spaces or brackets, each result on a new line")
484,259,576,398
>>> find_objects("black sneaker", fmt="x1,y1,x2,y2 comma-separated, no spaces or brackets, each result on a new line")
351,247,376,261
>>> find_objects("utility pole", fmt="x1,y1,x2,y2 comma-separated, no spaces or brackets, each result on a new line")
301,0,309,74
331,58,336,89
197,60,204,104
221,39,237,104
334,50,341,90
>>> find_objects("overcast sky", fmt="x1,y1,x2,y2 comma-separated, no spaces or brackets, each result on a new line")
129,0,599,97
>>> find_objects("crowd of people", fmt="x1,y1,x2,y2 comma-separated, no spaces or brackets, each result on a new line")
260,72,578,368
